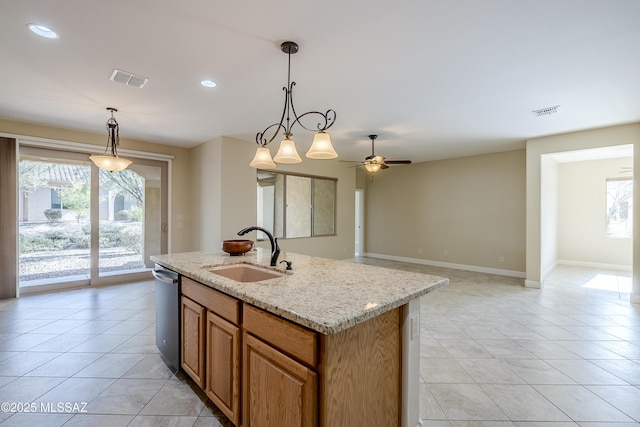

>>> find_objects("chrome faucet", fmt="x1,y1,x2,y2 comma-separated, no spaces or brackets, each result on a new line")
237,226,280,266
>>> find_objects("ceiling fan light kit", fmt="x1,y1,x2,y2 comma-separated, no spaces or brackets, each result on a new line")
364,160,382,173
361,134,412,174
251,41,338,169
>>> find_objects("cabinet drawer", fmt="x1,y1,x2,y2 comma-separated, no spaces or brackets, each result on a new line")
182,277,240,325
243,303,319,368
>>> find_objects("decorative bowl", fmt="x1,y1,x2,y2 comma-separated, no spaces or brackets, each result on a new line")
222,239,254,256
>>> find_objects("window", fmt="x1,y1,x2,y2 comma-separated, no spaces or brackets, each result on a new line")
606,178,632,239
257,170,336,239
51,188,61,209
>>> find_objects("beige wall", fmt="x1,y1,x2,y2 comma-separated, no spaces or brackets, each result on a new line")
557,157,632,268
188,139,222,251
0,118,193,253
365,149,526,274
188,137,356,259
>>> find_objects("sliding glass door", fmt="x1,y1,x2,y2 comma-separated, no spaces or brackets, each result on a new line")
19,150,92,287
98,161,165,277
18,146,167,291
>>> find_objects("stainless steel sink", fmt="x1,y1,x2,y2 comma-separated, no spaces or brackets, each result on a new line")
208,264,285,282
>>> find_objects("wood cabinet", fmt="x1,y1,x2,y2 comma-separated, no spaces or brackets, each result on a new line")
206,311,240,425
242,304,319,427
180,275,401,427
181,277,241,424
181,295,205,387
243,333,317,427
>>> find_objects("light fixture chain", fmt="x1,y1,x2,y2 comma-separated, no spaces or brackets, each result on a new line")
254,41,337,148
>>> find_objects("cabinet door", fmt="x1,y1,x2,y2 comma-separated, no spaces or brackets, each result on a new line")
181,296,206,387
206,311,240,425
243,333,317,427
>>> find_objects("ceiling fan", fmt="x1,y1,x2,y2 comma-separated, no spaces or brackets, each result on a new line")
361,135,412,173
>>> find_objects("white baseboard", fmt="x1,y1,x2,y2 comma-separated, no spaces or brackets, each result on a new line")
524,279,543,289
556,259,632,272
363,253,526,278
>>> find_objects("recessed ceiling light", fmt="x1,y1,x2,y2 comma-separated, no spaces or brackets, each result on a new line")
200,80,217,88
26,23,59,39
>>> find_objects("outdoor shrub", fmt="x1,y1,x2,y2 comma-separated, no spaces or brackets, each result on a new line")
44,209,62,223
116,210,132,221
130,206,143,222
69,234,90,249
99,234,120,248
99,221,126,248
44,229,67,240
120,226,142,253
100,221,126,233
19,235,66,252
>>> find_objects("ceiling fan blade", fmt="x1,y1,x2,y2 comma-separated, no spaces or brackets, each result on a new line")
380,163,389,169
384,160,412,164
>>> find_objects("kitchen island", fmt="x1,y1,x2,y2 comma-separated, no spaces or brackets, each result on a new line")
152,249,448,427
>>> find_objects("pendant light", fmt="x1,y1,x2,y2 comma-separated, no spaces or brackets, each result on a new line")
273,137,302,163
252,41,338,169
249,147,276,169
90,108,132,172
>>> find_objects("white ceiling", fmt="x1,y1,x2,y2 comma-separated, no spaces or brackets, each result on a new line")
1,0,639,164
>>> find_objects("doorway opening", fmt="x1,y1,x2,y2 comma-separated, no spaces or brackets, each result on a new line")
355,189,364,257
540,145,633,300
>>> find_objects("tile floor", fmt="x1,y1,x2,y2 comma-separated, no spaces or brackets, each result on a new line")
0,260,638,426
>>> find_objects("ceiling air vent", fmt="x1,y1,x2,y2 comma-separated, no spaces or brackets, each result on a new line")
110,69,149,88
531,105,560,117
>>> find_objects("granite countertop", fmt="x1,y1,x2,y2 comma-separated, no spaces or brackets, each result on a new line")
151,249,448,334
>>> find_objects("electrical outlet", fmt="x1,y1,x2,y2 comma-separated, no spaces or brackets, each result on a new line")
443,249,448,257
499,256,505,263
418,248,422,254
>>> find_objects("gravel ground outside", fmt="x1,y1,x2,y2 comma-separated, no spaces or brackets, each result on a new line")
19,221,145,282
19,247,145,282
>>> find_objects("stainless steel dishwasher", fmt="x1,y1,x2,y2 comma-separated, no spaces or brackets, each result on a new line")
152,263,180,371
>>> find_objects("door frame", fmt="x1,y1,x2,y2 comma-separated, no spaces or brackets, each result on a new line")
355,189,364,257
15,139,172,294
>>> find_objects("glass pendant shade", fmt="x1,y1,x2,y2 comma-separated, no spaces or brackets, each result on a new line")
306,131,338,159
364,161,382,173
90,155,132,172
90,108,132,172
250,147,276,169
253,41,337,168
273,138,302,163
